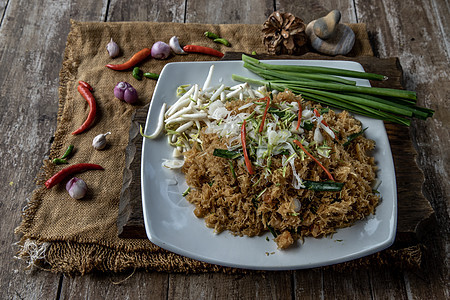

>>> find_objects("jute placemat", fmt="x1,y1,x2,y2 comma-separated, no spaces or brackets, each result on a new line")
15,20,421,275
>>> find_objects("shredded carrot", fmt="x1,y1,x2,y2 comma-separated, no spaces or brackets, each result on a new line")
259,96,270,133
296,100,302,130
241,120,254,175
293,139,334,181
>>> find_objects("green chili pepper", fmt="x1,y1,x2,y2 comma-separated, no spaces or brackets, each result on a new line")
204,31,220,39
143,72,159,80
251,51,257,55
213,38,231,47
60,145,74,159
132,67,143,80
52,158,68,165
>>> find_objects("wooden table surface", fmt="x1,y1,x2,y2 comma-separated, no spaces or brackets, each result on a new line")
1,0,448,299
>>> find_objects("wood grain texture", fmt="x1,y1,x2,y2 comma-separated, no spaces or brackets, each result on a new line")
355,0,450,298
0,0,107,298
355,0,450,230
369,268,408,300
1,0,448,299
276,0,357,23
107,0,186,22
186,0,273,24
60,272,169,299
167,272,292,299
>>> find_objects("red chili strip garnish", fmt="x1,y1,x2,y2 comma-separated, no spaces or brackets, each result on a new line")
296,100,302,130
106,48,151,71
182,45,224,58
259,96,270,133
313,108,330,127
241,120,254,175
293,139,334,181
45,163,104,189
72,84,97,135
78,80,93,91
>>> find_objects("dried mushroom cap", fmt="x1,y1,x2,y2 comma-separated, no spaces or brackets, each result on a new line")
263,11,307,55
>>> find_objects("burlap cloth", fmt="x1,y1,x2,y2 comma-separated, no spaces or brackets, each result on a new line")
15,21,421,275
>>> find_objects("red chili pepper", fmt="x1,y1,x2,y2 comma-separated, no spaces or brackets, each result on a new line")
293,139,334,181
296,100,302,130
182,45,224,58
72,84,97,135
259,96,270,133
313,108,330,127
45,163,104,189
241,120,254,175
106,48,151,71
78,80,93,91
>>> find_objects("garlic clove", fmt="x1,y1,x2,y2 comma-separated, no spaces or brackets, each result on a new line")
106,38,120,58
93,132,111,150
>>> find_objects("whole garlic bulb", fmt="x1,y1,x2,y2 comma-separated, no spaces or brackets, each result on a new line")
92,132,111,150
106,38,120,58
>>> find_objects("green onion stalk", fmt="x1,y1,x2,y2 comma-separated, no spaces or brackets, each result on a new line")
232,54,434,126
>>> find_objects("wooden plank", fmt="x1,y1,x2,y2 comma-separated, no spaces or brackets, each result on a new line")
0,0,106,298
322,269,372,298
293,270,324,299
60,272,169,299
107,0,186,22
276,0,357,23
354,0,449,298
167,272,292,299
186,0,273,24
402,234,449,300
369,268,409,300
0,0,8,25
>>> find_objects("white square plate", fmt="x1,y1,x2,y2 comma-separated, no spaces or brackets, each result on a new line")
141,60,397,270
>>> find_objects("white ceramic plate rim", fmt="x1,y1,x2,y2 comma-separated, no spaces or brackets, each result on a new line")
141,60,397,270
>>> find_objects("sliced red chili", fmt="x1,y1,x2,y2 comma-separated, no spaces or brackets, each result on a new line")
293,139,334,181
313,108,330,127
241,120,254,175
259,96,270,133
296,100,302,130
72,84,97,135
106,48,151,71
45,163,104,189
182,45,224,58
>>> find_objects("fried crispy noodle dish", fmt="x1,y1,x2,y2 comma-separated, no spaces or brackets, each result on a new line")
175,89,379,249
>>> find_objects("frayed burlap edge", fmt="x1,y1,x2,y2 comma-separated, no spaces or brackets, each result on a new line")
14,238,423,276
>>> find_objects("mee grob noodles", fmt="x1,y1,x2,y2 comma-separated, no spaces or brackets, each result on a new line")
180,90,379,249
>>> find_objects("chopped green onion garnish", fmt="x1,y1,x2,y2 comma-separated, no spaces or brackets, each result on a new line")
213,148,242,159
303,180,344,192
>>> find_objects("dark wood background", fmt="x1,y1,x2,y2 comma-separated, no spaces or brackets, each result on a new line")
1,0,448,299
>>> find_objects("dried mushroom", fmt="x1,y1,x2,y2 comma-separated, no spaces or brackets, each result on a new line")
262,11,307,55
